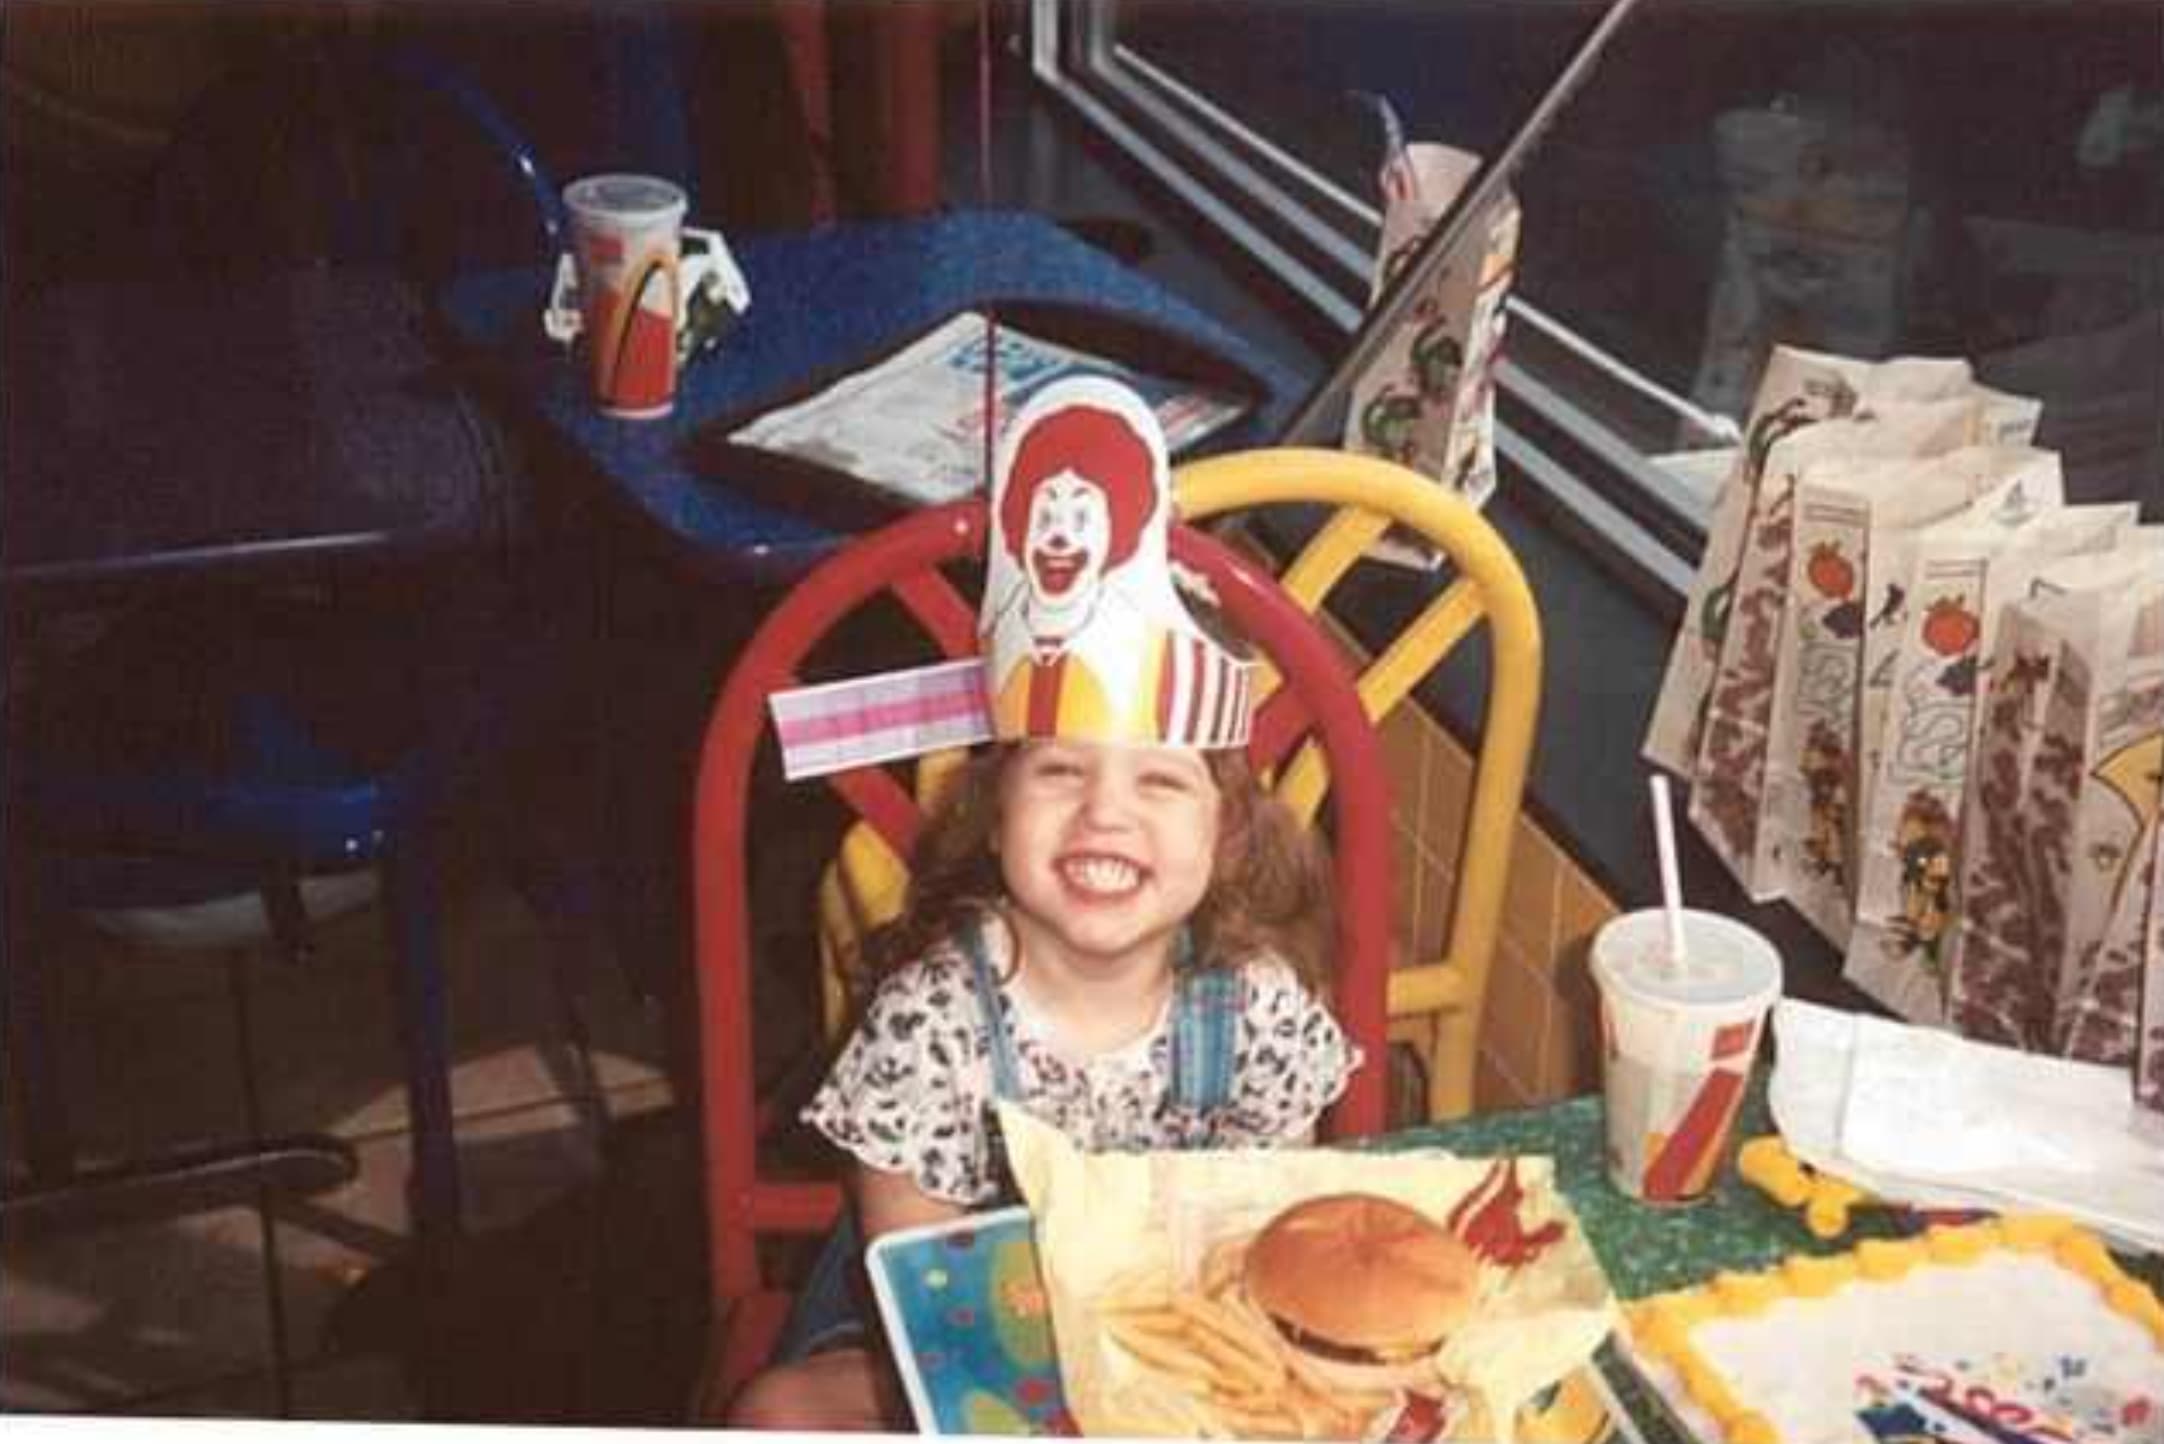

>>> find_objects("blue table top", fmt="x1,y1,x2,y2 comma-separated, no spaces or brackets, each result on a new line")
4,269,512,590
437,210,1305,586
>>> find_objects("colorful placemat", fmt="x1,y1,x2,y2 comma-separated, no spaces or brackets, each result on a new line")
867,1205,1077,1436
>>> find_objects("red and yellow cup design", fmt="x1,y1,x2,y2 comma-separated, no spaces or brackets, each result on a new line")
564,174,687,419
1591,909,1783,1206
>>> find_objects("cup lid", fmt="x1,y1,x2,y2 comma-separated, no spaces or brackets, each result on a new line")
563,173,688,223
1591,909,1782,1009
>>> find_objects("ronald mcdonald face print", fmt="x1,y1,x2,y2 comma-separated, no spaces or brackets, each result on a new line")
1019,472,1113,647
981,378,1252,750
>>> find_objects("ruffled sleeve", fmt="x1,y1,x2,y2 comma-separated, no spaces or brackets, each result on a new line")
801,952,999,1204
1215,959,1362,1146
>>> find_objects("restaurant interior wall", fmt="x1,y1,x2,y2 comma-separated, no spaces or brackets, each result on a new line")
1381,690,1621,1114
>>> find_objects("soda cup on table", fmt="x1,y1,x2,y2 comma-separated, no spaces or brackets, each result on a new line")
1591,908,1782,1205
553,174,748,420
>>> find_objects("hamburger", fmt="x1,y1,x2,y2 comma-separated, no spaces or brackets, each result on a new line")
1242,1193,1478,1394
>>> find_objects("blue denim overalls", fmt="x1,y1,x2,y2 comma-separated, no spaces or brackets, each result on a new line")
771,915,1240,1362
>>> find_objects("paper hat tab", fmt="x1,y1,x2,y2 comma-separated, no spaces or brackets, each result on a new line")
980,377,1254,750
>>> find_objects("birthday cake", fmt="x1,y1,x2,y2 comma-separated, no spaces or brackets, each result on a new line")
1622,1217,2164,1444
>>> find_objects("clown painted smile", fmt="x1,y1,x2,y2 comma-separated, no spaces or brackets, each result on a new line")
1022,472,1112,612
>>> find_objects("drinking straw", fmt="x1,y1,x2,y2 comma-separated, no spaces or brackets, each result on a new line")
1649,773,1688,972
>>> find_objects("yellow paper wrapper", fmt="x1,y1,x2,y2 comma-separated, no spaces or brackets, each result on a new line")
999,1104,1618,1441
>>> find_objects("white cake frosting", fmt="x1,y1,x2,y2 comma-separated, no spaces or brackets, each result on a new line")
1623,1219,2164,1444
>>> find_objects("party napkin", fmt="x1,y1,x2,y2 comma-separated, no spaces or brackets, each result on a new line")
997,1104,1615,1443
1770,998,2164,1251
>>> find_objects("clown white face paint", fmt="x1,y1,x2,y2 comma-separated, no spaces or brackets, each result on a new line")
1022,470,1111,637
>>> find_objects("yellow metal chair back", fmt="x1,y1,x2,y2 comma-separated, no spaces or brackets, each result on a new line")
816,448,1541,1121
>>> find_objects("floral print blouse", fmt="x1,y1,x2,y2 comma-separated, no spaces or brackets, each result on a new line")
804,929,1361,1205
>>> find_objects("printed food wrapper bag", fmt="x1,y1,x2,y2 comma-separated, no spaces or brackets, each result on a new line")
1946,593,2080,1047
2137,794,2164,1127
1947,588,2109,1049
1842,486,2145,1022
1695,386,2040,900
2053,587,2164,1065
1852,447,2063,826
1689,397,1987,897
1342,142,1519,559
998,1104,1614,1442
1845,491,2135,1022
1756,446,2060,954
1948,575,2164,1055
1849,449,2057,825
1643,346,1977,776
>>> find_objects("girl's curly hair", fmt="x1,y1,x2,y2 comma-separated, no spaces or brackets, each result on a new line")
856,743,1334,991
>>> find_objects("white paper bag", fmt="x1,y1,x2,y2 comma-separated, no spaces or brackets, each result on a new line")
1841,491,2152,1021
1947,577,2164,1058
2055,590,2164,1065
1759,448,2061,951
1343,143,1520,546
1643,348,1975,776
1688,398,1986,898
1852,447,2061,825
2137,797,2164,1125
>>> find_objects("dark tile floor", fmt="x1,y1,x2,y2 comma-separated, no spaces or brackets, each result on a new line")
0,855,698,1421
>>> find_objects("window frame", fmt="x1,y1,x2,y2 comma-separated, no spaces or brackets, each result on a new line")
1028,0,1759,600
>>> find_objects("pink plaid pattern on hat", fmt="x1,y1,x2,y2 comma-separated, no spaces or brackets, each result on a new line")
769,658,994,781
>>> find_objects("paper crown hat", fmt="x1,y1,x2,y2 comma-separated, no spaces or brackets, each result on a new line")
767,377,1254,781
980,377,1253,749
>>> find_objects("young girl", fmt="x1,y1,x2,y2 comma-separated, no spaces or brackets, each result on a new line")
726,377,1364,1430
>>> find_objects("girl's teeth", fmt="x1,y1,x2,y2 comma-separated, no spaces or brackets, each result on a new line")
1065,857,1139,893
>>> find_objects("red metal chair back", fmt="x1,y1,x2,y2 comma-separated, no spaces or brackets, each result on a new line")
690,499,1391,1403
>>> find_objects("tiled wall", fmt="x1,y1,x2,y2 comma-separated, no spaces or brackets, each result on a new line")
1380,703,1620,1116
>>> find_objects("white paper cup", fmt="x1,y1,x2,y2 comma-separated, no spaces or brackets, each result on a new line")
1591,909,1782,1205
563,173,688,419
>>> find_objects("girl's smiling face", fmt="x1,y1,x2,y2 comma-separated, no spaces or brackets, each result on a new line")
996,740,1221,976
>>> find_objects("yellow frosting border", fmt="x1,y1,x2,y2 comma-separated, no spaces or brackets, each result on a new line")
1622,1215,2164,1444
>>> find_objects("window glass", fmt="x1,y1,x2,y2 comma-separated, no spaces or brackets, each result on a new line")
1057,0,2164,542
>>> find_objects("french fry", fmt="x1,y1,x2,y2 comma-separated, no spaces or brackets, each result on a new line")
1171,1299,1287,1392
1219,1288,1293,1349
1099,1275,1176,1314
1094,1231,1446,1441
1106,1306,1194,1340
1209,1396,1302,1439
1175,1294,1285,1361
1278,1337,1380,1412
1189,1332,1282,1394
1199,1236,1246,1296
1106,1315,1240,1392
